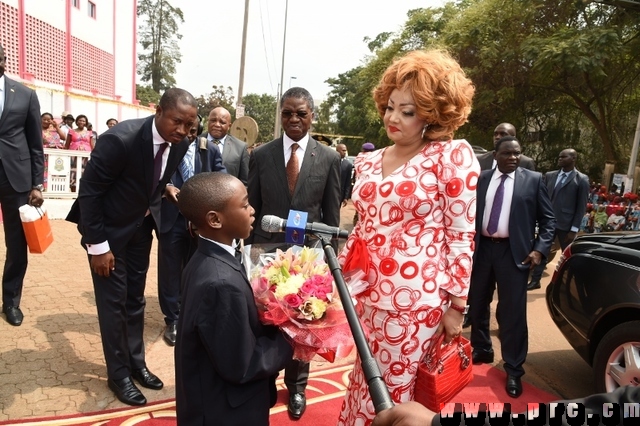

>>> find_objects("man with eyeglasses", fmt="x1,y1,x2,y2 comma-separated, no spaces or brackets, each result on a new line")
157,115,226,346
247,87,341,420
202,106,249,185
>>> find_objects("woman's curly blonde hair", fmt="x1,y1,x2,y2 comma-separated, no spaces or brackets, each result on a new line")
373,49,475,141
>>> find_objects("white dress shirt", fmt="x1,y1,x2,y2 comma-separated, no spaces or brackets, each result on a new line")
283,133,308,170
482,168,515,238
0,75,5,119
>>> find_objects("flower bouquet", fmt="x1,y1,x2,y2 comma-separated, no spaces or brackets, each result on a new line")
250,245,354,362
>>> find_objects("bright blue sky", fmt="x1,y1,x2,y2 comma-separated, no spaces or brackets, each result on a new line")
172,0,446,103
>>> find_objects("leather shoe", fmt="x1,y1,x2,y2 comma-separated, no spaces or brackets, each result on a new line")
506,374,523,398
288,392,306,420
132,367,163,390
527,279,541,291
3,306,23,326
163,324,177,346
108,377,147,406
472,349,494,364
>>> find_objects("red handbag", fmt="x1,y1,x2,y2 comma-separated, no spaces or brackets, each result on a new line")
414,332,473,411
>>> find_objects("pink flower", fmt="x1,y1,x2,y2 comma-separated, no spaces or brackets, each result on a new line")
284,294,304,308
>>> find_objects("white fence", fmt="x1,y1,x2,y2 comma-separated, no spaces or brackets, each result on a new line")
43,148,91,198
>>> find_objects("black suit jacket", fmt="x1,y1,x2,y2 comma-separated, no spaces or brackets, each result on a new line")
247,136,341,244
475,168,555,269
0,76,44,191
159,138,226,234
175,238,292,426
66,115,189,254
545,169,590,232
340,158,353,203
477,150,536,171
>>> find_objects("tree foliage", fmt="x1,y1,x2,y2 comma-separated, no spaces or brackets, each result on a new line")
196,85,236,124
135,84,160,107
137,0,184,93
323,0,640,179
241,93,277,143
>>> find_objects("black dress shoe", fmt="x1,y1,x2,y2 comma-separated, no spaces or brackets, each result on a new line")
472,349,494,364
132,367,163,390
3,306,23,326
163,324,177,346
506,374,523,398
108,377,147,406
288,392,306,420
527,279,541,291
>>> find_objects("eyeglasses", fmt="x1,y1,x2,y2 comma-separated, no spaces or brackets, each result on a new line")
281,110,310,119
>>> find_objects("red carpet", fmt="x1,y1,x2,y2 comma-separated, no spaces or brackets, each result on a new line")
0,364,558,425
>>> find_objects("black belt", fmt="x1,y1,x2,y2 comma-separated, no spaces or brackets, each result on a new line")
481,235,509,243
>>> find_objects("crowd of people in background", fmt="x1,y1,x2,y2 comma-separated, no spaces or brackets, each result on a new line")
583,183,640,232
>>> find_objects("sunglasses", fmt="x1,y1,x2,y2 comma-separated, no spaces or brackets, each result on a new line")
281,110,310,119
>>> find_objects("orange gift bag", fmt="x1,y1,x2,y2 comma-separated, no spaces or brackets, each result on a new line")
19,204,54,254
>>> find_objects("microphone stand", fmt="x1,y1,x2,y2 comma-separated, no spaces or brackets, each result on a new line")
311,232,394,413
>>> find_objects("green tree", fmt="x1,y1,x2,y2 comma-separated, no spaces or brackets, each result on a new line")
135,84,160,107
196,85,236,124
137,0,184,93
241,93,276,143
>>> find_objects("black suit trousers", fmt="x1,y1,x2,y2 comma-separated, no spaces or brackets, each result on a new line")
0,160,29,307
157,213,197,324
90,214,154,380
469,239,529,377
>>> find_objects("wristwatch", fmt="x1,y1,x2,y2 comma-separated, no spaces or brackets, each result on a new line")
32,184,44,191
449,303,469,315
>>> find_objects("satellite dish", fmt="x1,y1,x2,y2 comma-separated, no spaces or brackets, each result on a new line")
230,116,259,146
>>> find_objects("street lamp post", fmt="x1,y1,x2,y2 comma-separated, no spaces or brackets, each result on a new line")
273,0,289,139
289,76,297,88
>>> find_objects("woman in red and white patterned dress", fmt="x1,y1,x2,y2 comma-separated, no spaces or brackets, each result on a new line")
337,50,479,426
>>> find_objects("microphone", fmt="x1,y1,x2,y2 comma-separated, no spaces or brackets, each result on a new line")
261,214,349,239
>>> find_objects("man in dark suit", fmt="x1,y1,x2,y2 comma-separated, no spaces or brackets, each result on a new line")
476,123,536,171
336,143,353,207
247,87,341,419
157,115,226,346
203,106,249,185
176,172,292,426
66,88,198,406
464,122,537,330
468,136,555,398
528,148,589,290
0,44,44,326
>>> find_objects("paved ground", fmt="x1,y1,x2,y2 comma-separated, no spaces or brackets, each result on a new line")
0,202,593,421
0,204,358,421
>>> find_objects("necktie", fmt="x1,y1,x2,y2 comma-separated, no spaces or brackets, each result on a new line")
487,174,508,235
286,143,299,196
152,142,169,193
179,142,195,181
212,139,220,145
552,172,567,200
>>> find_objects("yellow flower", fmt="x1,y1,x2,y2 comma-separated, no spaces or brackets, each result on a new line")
300,296,328,320
274,274,305,299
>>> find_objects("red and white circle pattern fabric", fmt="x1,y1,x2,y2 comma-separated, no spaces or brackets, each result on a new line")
337,140,479,426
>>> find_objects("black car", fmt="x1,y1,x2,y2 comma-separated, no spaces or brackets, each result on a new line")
546,232,640,392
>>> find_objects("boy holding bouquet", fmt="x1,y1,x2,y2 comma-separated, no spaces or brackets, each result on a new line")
175,172,293,425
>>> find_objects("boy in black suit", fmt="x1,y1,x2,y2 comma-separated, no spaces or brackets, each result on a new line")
175,172,293,426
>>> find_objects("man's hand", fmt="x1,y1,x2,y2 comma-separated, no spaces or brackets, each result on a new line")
522,250,542,270
90,251,115,277
565,231,576,245
165,185,180,204
28,189,44,208
372,401,436,426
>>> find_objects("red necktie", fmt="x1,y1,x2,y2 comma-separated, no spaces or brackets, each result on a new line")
286,143,299,196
